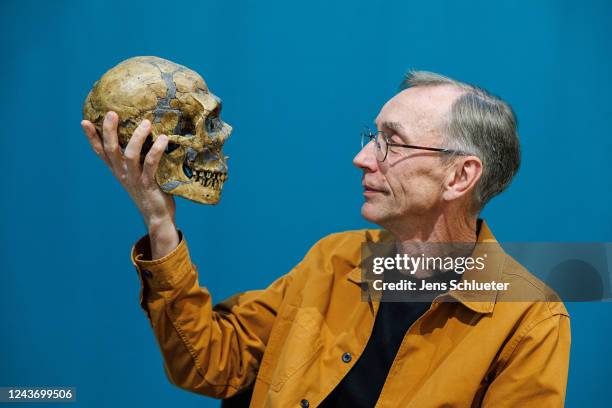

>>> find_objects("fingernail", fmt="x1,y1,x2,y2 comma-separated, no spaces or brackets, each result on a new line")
106,112,113,120
159,135,167,143
141,120,150,129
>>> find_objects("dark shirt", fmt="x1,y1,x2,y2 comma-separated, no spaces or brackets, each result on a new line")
319,298,432,407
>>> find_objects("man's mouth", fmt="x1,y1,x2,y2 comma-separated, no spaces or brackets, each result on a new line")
363,184,386,193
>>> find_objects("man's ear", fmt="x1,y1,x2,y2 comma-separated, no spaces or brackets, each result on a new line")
442,156,483,202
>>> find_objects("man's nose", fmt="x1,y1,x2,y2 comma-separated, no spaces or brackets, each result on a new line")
353,141,378,172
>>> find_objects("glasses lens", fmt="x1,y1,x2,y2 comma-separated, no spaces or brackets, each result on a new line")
361,130,369,149
360,128,387,161
376,132,387,162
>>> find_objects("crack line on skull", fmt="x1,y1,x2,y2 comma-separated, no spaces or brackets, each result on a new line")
149,62,183,134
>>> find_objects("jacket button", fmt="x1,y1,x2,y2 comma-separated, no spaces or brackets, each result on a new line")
342,352,352,363
142,269,153,279
300,399,309,408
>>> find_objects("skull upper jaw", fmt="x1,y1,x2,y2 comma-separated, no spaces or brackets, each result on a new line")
155,147,228,205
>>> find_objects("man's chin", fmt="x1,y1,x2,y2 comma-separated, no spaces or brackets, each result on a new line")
360,202,387,225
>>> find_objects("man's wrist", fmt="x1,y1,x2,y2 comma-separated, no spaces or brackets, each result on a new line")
147,218,179,259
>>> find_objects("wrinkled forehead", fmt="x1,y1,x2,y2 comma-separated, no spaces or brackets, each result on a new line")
375,85,462,142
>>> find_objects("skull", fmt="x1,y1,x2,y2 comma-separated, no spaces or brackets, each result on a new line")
83,56,231,204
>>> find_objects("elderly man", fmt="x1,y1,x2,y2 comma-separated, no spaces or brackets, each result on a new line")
81,71,570,407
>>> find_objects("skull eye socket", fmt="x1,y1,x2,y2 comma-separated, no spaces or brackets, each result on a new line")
205,115,222,133
179,117,196,136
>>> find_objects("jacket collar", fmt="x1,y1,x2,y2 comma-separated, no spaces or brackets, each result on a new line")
347,220,505,314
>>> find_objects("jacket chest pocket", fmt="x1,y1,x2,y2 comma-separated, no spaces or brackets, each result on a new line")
257,304,325,392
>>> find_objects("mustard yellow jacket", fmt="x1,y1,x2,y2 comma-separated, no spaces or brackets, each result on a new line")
131,221,570,407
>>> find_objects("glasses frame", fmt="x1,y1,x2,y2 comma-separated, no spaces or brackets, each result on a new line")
361,127,469,162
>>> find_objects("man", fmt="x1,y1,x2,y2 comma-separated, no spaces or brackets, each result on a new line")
81,71,570,407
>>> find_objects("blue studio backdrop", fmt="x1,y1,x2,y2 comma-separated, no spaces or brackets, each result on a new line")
1,0,611,407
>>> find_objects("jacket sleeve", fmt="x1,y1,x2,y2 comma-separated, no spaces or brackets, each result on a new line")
131,232,296,399
482,312,571,407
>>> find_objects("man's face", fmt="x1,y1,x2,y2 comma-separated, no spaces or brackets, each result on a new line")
353,85,462,228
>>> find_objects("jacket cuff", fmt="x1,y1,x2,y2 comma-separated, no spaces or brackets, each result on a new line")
130,230,193,291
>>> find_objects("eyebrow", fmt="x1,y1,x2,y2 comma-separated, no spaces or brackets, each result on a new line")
378,120,410,142
379,121,404,132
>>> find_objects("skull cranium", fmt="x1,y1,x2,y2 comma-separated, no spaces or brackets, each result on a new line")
83,56,231,204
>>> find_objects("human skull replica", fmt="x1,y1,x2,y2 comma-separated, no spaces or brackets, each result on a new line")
83,56,231,204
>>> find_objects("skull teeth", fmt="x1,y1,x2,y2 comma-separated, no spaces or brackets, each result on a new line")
191,170,228,189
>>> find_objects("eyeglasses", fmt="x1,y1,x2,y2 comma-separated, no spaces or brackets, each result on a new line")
360,127,468,162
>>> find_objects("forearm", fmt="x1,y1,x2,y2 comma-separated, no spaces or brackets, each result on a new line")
145,265,245,398
132,234,278,399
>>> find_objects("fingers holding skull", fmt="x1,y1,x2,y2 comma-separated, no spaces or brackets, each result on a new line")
81,119,111,167
82,111,168,194
101,111,127,183
118,117,168,191
142,135,168,189
124,119,152,185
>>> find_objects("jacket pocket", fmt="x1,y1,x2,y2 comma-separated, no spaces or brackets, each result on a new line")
257,304,324,392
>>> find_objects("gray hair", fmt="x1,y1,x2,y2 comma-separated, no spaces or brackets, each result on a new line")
401,70,520,214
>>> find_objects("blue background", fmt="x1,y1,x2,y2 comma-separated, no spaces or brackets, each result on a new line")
1,0,611,406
